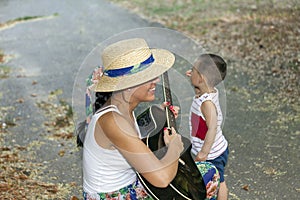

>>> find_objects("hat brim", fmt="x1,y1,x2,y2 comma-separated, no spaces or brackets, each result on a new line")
94,49,175,92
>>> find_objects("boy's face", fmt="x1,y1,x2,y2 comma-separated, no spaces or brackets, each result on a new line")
186,67,202,93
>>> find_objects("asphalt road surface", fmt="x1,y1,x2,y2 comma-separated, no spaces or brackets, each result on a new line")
1,0,299,199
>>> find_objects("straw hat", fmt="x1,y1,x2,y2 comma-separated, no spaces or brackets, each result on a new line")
94,38,175,92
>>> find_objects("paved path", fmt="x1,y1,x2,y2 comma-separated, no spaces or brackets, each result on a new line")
0,0,153,198
1,0,299,199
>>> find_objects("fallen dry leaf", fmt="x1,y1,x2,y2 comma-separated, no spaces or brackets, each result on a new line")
70,196,80,200
58,150,65,157
242,184,250,191
16,98,25,103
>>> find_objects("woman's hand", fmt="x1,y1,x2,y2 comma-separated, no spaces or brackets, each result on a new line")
163,127,175,146
161,102,180,118
163,127,184,159
163,127,183,152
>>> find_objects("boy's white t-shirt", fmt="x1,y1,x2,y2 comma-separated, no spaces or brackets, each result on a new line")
189,88,228,160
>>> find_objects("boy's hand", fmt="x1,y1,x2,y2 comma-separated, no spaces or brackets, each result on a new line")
195,151,208,162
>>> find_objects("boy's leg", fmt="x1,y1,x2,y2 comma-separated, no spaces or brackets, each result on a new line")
217,181,228,200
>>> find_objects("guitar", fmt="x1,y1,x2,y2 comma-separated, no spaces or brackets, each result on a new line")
136,72,206,200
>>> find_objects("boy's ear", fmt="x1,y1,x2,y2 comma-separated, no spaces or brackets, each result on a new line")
198,73,205,83
199,74,210,87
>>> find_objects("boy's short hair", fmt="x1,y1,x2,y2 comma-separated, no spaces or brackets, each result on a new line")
194,53,227,86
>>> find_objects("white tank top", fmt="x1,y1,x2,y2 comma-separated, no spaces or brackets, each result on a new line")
83,105,137,193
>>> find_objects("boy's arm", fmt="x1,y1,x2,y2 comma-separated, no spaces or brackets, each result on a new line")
195,100,217,161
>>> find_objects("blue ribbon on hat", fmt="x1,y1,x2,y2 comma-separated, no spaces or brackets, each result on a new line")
103,54,155,77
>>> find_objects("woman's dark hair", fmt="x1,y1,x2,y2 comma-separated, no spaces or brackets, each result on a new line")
94,92,112,113
76,91,112,147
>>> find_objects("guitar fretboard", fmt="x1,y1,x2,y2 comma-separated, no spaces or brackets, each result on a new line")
162,72,176,129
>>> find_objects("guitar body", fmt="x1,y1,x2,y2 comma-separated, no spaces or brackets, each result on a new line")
137,134,206,200
136,72,206,200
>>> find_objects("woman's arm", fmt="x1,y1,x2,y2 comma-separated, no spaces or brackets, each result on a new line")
98,112,183,188
195,100,217,162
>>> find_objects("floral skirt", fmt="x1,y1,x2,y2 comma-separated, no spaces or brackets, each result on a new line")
83,179,153,200
196,161,220,200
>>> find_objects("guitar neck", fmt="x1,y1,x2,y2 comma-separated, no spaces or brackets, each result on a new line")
162,72,176,129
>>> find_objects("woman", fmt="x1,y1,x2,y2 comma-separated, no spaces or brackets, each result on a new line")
82,38,184,199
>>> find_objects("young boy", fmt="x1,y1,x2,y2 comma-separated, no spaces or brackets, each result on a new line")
186,53,229,200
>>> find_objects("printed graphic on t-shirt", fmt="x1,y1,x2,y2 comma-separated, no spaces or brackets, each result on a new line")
191,112,208,140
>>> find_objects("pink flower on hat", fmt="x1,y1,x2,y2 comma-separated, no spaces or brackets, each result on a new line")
88,66,103,91
85,66,104,126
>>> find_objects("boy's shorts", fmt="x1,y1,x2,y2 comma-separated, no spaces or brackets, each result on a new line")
207,147,229,183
